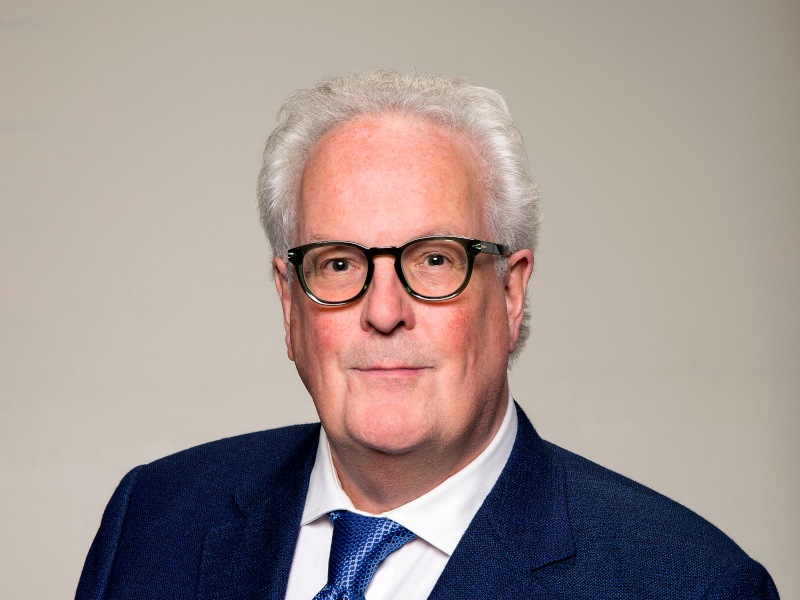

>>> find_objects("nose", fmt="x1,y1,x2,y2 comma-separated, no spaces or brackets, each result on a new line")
360,255,416,333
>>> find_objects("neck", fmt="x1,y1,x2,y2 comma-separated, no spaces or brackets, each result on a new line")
327,398,508,514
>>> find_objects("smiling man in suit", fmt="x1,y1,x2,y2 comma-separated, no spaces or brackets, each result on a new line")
77,70,779,599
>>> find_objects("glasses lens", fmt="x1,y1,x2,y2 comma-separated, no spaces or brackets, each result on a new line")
401,239,469,298
301,243,368,303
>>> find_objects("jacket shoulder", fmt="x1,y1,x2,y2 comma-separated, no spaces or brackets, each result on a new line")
77,424,321,599
144,423,320,480
542,441,778,597
548,440,738,546
129,423,320,511
77,424,319,600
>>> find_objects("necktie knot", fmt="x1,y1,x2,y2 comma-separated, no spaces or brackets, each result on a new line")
313,510,415,600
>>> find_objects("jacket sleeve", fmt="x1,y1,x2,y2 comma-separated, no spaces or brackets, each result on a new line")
702,556,780,600
75,465,144,600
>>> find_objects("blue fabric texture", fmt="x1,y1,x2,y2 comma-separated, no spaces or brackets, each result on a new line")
313,511,415,599
76,405,780,599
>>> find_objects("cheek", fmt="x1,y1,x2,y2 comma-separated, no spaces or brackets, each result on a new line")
430,300,495,372
290,303,352,384
459,291,509,367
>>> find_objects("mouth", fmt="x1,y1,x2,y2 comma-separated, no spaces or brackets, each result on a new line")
352,364,431,378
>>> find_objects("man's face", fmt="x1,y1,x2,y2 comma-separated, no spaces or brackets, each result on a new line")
274,114,531,477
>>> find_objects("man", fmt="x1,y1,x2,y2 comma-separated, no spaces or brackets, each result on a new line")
77,71,779,599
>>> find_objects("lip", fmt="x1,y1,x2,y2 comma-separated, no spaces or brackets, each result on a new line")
352,365,431,377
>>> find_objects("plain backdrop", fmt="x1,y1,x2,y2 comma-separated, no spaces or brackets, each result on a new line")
1,1,798,597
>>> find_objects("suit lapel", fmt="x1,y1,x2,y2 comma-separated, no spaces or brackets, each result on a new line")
196,426,320,600
428,406,575,599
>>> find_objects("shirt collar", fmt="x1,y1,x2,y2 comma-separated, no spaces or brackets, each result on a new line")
300,394,518,556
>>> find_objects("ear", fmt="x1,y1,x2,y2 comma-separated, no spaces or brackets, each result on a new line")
503,249,534,354
273,257,295,362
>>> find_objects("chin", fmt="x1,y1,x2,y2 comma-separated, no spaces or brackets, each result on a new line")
348,403,432,456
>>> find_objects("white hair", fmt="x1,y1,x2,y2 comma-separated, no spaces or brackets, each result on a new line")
257,69,541,356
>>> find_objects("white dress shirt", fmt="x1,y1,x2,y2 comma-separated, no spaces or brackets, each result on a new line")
284,395,518,600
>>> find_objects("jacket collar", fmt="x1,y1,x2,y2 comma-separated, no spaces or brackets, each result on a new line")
196,425,320,600
427,404,576,598
196,405,575,599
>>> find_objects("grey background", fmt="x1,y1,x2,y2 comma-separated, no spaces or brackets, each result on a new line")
1,1,797,597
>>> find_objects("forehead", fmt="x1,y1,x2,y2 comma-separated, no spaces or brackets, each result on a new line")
296,114,487,245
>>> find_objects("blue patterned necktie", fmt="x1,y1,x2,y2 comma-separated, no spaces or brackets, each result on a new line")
313,510,416,600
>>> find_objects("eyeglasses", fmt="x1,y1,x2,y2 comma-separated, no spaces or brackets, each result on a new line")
286,236,508,306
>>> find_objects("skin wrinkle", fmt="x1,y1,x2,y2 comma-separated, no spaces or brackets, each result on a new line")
273,113,533,513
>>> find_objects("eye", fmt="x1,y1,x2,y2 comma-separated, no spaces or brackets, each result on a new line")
424,253,449,267
324,258,353,272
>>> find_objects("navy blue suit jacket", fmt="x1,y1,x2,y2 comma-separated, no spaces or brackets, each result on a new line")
77,405,779,599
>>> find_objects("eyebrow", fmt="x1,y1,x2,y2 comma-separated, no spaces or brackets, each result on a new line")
301,230,467,245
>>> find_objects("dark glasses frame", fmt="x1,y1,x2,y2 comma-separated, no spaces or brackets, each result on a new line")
286,236,508,306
